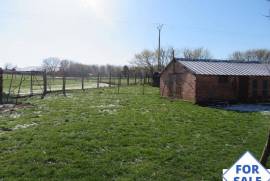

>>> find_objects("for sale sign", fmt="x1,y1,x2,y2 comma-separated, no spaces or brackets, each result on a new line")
223,151,270,181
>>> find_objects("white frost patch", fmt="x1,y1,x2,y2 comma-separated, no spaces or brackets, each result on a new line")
10,113,21,119
94,104,118,108
0,104,15,113
261,111,270,116
13,123,38,130
0,104,14,109
92,102,121,115
99,109,117,114
65,94,73,98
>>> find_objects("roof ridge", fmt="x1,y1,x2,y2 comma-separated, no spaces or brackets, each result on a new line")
176,57,262,64
178,60,270,76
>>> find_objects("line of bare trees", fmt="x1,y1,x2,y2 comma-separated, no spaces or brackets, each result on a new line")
42,58,125,77
42,57,147,78
131,47,212,74
230,49,270,63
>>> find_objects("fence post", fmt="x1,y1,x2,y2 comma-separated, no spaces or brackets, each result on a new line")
0,68,3,104
30,71,33,96
118,73,121,94
109,72,112,87
127,72,130,86
135,72,137,85
81,74,85,91
142,74,146,95
97,73,100,89
7,71,14,103
42,71,47,98
15,74,24,105
62,71,66,96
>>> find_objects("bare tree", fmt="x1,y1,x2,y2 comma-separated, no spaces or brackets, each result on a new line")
42,57,60,75
60,60,70,72
130,47,176,74
122,65,129,77
155,47,176,69
230,49,270,63
229,51,245,61
182,47,212,59
131,49,156,74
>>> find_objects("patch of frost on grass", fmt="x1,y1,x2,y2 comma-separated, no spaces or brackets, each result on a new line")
10,113,21,119
261,111,270,116
98,109,117,115
93,104,118,108
13,123,38,130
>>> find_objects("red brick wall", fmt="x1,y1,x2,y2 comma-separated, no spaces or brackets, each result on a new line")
160,61,196,102
247,76,270,102
196,75,270,103
196,75,238,103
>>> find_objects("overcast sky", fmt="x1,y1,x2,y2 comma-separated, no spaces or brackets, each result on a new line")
0,0,270,68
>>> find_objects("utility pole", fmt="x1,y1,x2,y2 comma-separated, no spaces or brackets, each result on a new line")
157,24,163,72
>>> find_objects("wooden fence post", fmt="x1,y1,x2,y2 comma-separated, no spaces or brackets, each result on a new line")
7,71,14,103
0,68,3,104
42,71,47,98
135,72,137,85
15,74,24,105
109,72,112,87
127,72,130,86
62,71,66,96
118,74,121,94
81,74,85,91
97,73,100,89
30,71,33,96
260,130,270,166
142,74,146,95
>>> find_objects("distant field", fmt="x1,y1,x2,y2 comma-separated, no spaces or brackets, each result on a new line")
0,86,269,180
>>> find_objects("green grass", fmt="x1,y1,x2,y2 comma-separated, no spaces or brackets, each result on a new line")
0,86,269,180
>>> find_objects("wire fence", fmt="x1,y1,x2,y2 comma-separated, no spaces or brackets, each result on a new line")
0,68,153,104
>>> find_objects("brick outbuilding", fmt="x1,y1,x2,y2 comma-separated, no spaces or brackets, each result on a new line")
160,58,270,104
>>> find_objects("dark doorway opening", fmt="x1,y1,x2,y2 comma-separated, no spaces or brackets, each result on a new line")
168,74,182,99
239,77,249,102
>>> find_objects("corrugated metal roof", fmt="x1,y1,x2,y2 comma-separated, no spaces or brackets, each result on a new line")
177,59,270,76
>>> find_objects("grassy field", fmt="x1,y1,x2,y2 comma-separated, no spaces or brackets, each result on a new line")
0,86,269,180
2,74,141,96
3,74,99,95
